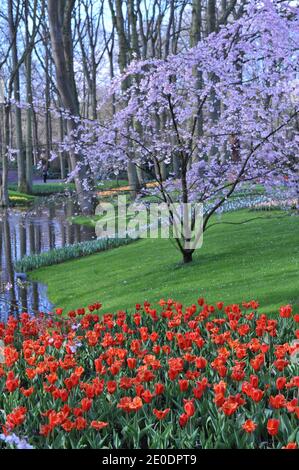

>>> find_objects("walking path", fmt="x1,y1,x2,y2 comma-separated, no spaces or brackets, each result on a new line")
7,169,62,185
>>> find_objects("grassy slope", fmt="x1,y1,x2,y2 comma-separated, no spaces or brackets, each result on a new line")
29,210,299,314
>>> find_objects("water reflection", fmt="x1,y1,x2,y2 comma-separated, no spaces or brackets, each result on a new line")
0,196,96,321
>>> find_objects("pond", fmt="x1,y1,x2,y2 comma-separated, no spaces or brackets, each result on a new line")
0,196,96,321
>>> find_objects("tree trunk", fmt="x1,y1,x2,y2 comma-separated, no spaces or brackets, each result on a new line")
190,0,204,163
207,0,220,158
91,66,97,120
111,0,140,197
207,0,217,34
24,0,36,193
0,101,10,207
127,160,139,199
59,112,67,179
47,0,96,215
32,107,39,165
45,34,52,163
25,51,33,193
8,0,26,192
190,0,202,46
183,250,193,264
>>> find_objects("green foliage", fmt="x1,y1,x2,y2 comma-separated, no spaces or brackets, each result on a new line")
15,237,136,273
31,183,75,195
8,190,36,206
97,179,128,189
70,215,103,228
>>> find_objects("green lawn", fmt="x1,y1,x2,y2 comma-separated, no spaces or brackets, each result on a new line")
8,182,75,196
29,209,299,315
8,179,129,196
97,179,128,189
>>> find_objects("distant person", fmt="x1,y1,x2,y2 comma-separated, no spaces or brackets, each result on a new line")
41,156,49,183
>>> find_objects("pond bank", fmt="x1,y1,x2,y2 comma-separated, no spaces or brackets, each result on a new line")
0,195,96,321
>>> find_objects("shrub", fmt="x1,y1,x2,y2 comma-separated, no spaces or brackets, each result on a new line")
14,238,136,273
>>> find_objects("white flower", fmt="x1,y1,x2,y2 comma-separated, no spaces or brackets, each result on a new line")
0,433,34,449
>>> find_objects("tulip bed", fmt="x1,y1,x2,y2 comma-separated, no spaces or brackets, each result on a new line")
0,298,298,449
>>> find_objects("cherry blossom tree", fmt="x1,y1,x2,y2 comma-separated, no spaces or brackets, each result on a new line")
74,0,299,263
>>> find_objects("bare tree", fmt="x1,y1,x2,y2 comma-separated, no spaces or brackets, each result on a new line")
108,0,141,196
75,0,107,120
47,0,96,214
7,0,26,192
24,0,44,193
